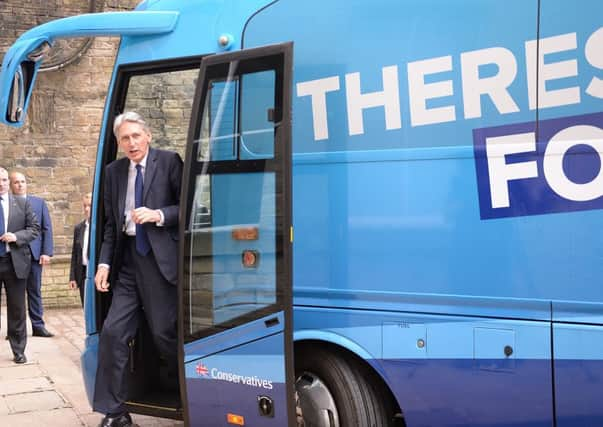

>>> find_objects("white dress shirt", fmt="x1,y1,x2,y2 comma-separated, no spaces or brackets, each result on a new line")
82,220,89,266
0,193,9,253
124,155,148,236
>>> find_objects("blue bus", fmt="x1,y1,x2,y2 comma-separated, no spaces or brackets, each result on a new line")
2,0,603,426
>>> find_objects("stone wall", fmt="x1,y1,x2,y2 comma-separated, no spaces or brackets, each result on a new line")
0,0,140,308
123,69,197,157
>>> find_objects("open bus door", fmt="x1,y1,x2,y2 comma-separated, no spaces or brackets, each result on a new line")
179,43,295,426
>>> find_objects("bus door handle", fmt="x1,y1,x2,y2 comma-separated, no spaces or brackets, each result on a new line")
264,317,280,328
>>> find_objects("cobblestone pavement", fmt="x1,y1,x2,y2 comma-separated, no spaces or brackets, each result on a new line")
0,305,184,427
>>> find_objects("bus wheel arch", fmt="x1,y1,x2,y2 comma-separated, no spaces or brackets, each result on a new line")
294,340,404,427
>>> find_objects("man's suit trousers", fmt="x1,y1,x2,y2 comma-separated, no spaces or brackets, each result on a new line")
0,256,27,355
92,237,177,415
26,261,45,328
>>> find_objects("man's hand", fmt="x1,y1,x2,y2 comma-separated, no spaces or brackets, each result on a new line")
0,232,16,243
131,207,161,224
69,280,78,290
40,255,51,265
95,266,110,292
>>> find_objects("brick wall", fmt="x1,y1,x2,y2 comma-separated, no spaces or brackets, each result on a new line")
0,0,139,308
42,255,80,307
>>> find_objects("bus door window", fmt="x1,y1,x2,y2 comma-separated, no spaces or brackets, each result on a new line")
184,67,279,340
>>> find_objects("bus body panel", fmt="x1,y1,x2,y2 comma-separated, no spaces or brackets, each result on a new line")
80,334,100,407
243,0,603,310
243,0,603,426
115,0,275,65
183,315,289,426
554,324,603,426
295,306,553,427
539,2,603,425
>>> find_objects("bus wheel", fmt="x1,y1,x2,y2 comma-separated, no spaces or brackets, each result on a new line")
295,346,392,427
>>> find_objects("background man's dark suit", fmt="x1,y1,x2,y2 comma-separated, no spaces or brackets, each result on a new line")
1,194,40,359
25,195,53,330
69,219,87,305
93,147,182,415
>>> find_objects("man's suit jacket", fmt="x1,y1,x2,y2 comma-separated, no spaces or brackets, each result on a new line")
4,194,40,279
99,148,183,285
26,195,53,261
70,219,87,287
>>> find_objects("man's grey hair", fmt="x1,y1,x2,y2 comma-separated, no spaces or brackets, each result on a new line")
113,111,151,138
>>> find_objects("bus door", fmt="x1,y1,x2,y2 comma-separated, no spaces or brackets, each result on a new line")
179,43,294,426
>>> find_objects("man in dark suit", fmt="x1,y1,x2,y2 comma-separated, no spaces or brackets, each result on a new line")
9,171,54,337
69,192,92,306
93,112,182,427
0,167,40,364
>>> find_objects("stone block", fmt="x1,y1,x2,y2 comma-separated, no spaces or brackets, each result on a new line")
0,408,82,427
4,390,68,413
0,377,53,395
0,365,44,381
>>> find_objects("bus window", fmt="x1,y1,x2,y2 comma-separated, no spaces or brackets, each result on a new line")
239,70,276,159
122,67,199,159
197,69,277,162
203,79,237,161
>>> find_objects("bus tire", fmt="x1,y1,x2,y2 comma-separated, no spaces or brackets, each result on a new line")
295,344,393,427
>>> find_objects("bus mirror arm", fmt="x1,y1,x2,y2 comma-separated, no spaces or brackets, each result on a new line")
0,11,180,127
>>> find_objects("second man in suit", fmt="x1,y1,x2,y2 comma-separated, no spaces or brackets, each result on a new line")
10,171,55,337
69,192,92,306
93,112,182,427
0,167,40,363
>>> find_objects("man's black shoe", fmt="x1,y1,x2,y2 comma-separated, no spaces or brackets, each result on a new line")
13,353,26,364
98,413,132,427
32,327,54,337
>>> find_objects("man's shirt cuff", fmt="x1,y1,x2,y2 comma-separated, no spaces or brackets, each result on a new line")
156,209,165,226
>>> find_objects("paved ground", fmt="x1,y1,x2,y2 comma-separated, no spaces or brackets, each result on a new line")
0,305,183,427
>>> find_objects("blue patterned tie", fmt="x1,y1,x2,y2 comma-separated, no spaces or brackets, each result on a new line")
135,164,151,256
0,196,6,256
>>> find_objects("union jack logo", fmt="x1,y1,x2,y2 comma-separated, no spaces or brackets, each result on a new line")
196,363,209,376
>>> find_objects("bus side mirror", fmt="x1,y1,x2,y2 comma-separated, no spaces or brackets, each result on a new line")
1,40,50,126
7,63,27,123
